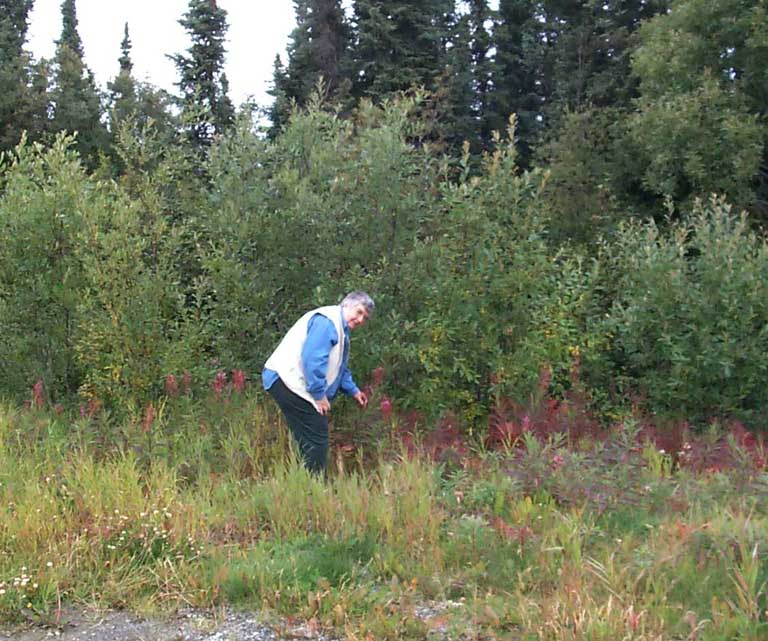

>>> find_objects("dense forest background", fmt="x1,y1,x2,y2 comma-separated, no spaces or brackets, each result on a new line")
1,0,767,431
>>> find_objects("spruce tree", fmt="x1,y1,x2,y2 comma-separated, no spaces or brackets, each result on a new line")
269,1,312,132
106,22,177,151
487,0,542,166
439,13,475,149
269,0,350,133
268,55,292,135
0,0,31,55
50,0,108,166
467,0,493,147
350,0,455,100
0,0,43,151
171,0,235,150
425,0,496,153
26,59,52,143
542,0,668,115
487,0,669,167
107,23,137,128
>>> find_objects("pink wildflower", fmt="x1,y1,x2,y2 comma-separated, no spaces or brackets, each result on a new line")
212,371,227,397
31,378,45,409
380,396,392,419
231,369,247,393
371,366,385,387
181,371,193,394
164,374,179,397
142,403,156,433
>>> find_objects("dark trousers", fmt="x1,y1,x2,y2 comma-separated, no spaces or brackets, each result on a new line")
267,377,329,474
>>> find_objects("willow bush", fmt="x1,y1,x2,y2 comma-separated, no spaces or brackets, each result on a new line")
378,123,600,423
1,98,767,432
598,196,768,424
201,94,440,377
0,131,207,413
0,136,89,400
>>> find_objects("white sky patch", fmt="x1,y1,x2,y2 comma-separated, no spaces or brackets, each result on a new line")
27,0,297,108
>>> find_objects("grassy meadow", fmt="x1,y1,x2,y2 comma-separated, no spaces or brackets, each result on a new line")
1,383,766,641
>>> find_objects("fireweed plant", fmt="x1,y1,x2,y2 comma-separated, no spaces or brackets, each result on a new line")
1,377,766,640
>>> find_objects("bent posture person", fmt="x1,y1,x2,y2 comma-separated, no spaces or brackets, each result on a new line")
262,292,374,473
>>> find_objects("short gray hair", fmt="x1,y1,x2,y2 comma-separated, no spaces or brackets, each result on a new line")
341,291,375,314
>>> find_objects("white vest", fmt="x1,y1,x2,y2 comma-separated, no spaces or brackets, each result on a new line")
264,305,345,411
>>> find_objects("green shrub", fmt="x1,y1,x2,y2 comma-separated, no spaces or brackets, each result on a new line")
202,96,438,377
0,136,89,400
600,196,768,425
73,136,208,414
0,131,209,414
378,121,604,425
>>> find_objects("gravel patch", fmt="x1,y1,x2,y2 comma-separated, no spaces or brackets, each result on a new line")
0,601,471,641
0,609,338,641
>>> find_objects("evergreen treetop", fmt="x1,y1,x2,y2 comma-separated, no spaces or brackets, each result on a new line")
58,0,84,57
171,0,235,149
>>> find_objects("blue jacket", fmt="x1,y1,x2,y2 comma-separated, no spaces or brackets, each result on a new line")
262,312,360,401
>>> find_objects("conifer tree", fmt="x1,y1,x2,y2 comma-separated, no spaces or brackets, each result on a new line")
26,59,52,142
0,0,44,151
424,1,496,154
269,0,350,133
106,22,177,150
467,0,493,147
171,0,235,150
439,13,476,150
487,0,542,166
50,0,108,166
0,0,32,59
542,0,668,115
268,55,292,135
350,0,455,99
107,23,137,128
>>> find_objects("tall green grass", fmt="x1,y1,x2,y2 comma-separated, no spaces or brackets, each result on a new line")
1,399,766,640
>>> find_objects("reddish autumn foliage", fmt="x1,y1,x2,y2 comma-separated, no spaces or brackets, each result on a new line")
492,517,534,545
486,367,601,449
165,374,179,398
231,369,247,393
80,397,101,418
212,371,227,397
371,366,385,387
181,371,193,394
380,396,392,420
31,378,45,409
142,402,156,433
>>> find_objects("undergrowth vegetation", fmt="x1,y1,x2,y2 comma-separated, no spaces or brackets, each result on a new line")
1,388,766,640
2,98,767,431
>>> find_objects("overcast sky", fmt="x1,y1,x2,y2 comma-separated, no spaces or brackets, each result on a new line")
27,0,298,108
